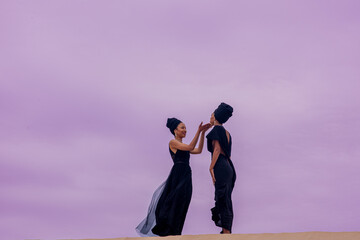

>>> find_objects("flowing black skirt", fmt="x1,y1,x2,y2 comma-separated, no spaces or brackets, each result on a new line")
211,154,236,232
136,163,192,236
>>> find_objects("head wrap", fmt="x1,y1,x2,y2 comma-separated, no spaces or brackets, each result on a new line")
214,102,233,124
166,118,182,135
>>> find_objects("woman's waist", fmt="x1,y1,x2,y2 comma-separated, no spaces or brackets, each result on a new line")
173,161,190,165
216,153,230,160
171,162,192,172
172,157,190,164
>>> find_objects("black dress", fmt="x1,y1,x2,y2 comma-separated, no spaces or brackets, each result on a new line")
206,125,236,232
136,148,192,236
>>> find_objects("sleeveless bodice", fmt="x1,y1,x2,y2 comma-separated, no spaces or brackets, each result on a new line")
169,148,190,165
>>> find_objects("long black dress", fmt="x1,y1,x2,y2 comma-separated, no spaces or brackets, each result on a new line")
206,125,236,232
136,148,192,236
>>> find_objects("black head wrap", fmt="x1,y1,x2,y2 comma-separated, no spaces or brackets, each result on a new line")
214,102,233,124
166,118,182,135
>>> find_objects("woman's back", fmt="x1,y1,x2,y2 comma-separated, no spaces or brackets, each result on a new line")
207,125,232,158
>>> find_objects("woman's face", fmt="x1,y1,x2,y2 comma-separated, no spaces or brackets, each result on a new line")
210,113,215,125
174,122,187,138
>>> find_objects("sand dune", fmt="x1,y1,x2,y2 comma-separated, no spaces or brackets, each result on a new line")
73,231,360,240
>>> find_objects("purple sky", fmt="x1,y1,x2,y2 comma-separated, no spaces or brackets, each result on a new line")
1,1,360,239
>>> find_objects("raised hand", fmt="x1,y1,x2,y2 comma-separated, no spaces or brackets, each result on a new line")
198,122,204,132
202,123,212,132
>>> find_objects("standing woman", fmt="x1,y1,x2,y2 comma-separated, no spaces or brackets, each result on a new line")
206,103,236,234
136,118,211,237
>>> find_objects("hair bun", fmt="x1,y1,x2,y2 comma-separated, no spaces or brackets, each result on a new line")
166,118,182,135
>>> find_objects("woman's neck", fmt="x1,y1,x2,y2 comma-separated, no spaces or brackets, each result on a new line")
175,137,183,142
214,122,222,126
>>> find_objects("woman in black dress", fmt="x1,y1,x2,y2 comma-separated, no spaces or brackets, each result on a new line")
206,103,236,234
136,118,211,236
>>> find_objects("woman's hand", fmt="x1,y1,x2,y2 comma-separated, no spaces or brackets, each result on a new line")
202,123,212,133
198,122,204,132
210,168,216,185
212,176,216,185
199,122,211,132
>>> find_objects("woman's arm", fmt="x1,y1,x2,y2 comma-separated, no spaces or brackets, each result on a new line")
190,124,211,154
170,122,204,151
190,132,205,154
209,140,221,185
